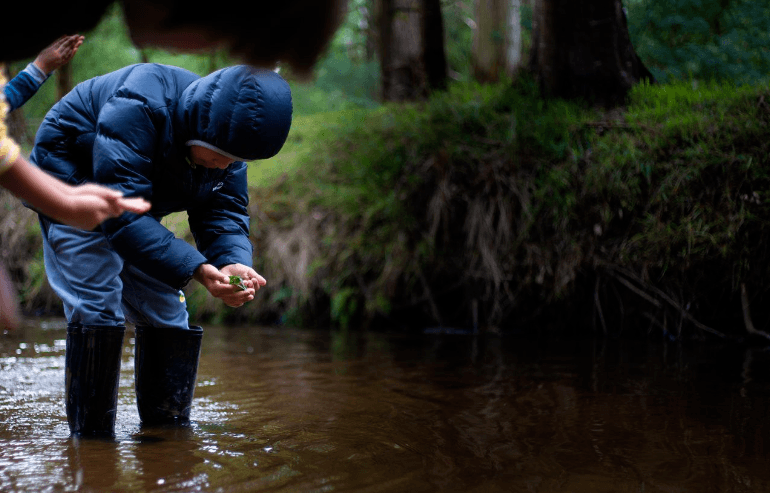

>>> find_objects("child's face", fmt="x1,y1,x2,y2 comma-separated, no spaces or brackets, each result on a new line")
189,145,235,170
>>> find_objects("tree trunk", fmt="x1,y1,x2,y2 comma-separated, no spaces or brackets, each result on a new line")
56,63,73,102
423,0,448,92
363,1,377,61
506,0,523,75
376,0,447,101
472,0,523,82
529,0,654,107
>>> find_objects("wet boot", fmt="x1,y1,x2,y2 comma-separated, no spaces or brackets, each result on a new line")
134,325,203,426
65,324,126,437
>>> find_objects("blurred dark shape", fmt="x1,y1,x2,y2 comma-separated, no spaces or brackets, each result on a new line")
0,262,20,330
1,0,347,77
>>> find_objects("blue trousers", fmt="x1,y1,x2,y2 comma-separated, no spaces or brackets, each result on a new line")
39,217,190,329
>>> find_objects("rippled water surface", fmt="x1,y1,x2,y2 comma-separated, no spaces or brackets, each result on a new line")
0,320,769,492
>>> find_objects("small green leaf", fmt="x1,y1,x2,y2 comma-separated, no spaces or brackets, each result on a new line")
229,275,248,291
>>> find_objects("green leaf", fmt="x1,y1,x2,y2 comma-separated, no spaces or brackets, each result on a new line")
229,275,247,291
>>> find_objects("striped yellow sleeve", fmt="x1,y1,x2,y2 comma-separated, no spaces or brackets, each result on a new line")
0,64,21,176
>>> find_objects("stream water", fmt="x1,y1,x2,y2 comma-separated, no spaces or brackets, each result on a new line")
0,319,768,492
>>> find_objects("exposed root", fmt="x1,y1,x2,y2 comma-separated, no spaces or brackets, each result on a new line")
264,215,321,295
416,264,442,327
594,276,607,335
598,261,725,339
740,283,770,341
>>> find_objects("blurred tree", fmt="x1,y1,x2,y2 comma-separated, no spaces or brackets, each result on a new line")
424,0,448,90
55,64,73,102
299,0,381,110
627,0,770,84
334,0,377,61
441,0,475,81
376,0,447,101
472,0,523,82
529,0,654,107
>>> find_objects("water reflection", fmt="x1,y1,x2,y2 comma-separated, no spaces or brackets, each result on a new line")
0,320,768,491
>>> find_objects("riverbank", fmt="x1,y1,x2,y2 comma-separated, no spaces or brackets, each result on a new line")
239,76,770,339
6,76,770,339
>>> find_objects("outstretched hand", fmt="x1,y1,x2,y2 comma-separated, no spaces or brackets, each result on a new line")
34,34,85,74
65,183,151,230
193,263,266,308
0,157,150,231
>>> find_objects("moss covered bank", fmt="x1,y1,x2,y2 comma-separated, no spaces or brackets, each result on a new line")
5,76,770,339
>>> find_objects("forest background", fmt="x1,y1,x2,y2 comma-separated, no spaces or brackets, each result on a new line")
3,0,770,341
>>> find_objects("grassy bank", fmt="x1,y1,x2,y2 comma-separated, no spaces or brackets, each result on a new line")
224,76,770,339
7,76,770,340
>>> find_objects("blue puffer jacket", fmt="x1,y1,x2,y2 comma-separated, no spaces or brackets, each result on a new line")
30,64,292,289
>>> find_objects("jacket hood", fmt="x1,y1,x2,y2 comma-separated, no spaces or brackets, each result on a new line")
177,66,292,161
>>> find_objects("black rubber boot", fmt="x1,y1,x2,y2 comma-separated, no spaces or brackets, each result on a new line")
134,325,203,426
65,324,126,437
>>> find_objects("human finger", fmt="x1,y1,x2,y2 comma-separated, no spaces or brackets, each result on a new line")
241,271,266,289
198,264,230,287
50,35,69,50
62,35,84,56
73,183,124,199
233,266,263,284
221,290,254,307
116,196,151,214
252,273,267,287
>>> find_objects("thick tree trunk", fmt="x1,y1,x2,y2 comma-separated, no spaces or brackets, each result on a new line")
472,0,523,82
377,0,447,101
378,0,424,101
506,0,523,75
529,0,654,107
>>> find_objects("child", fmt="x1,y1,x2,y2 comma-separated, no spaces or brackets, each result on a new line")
31,64,291,436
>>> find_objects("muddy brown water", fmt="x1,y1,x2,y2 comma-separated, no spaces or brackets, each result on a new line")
0,320,768,492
